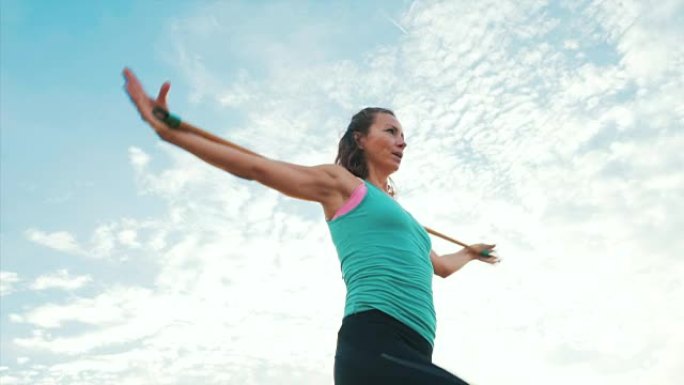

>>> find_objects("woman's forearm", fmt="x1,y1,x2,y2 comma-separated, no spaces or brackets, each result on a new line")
159,128,261,180
439,249,475,278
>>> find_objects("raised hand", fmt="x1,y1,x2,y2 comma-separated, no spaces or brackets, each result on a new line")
122,67,172,137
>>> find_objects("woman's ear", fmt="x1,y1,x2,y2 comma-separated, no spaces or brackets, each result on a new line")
353,132,364,150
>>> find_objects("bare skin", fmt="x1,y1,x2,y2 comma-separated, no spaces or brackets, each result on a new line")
122,68,499,277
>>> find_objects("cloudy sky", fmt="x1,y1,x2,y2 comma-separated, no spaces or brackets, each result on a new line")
1,0,682,384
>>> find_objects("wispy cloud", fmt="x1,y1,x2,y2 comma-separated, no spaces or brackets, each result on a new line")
24,229,84,256
128,146,150,171
381,10,409,35
30,269,92,291
0,271,20,296
24,218,170,261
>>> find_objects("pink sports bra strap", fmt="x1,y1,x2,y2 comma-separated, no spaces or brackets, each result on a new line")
331,178,367,221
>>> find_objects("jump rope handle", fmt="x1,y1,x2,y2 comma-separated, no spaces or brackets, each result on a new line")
153,106,182,128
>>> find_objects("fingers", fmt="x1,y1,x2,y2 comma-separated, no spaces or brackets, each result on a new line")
472,243,502,264
123,68,146,104
477,243,496,252
156,82,171,108
122,68,159,125
480,255,501,264
480,243,495,250
122,67,133,82
123,67,143,95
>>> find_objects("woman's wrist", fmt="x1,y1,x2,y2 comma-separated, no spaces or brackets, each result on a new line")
459,248,477,261
156,126,183,143
152,106,182,128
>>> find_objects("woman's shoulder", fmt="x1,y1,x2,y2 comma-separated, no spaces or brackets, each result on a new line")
317,165,365,221
316,164,363,193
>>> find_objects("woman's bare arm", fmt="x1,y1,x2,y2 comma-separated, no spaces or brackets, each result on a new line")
159,128,342,202
123,67,344,203
430,245,499,278
430,249,473,278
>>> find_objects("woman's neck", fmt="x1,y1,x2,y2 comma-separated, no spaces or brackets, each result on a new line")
365,163,395,196
365,172,391,196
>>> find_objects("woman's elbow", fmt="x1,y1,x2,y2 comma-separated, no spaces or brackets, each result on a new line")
433,265,447,279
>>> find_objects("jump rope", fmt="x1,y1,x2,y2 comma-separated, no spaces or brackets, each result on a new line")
152,107,499,259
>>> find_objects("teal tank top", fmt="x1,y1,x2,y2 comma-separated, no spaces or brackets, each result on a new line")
327,179,436,346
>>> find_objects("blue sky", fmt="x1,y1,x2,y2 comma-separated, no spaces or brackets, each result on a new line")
2,1,683,384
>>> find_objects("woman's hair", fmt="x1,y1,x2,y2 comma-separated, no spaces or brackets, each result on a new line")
335,107,397,197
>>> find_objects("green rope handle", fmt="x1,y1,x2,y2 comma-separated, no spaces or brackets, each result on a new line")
152,106,181,129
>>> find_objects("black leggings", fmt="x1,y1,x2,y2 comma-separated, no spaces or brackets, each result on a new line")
334,309,470,385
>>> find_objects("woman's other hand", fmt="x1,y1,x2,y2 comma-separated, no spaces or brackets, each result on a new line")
465,243,501,264
122,67,172,138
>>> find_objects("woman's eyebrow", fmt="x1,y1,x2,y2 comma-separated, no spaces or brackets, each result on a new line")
388,125,405,138
387,125,404,133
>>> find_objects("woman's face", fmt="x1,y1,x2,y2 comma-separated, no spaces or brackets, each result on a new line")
356,113,407,173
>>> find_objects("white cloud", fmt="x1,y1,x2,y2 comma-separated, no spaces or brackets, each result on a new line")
0,271,20,296
24,229,84,256
564,39,579,50
117,229,139,248
18,287,151,330
578,0,684,85
128,146,150,171
30,269,92,291
24,217,174,261
0,376,20,385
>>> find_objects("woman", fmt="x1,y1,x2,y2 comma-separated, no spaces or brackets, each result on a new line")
123,68,499,384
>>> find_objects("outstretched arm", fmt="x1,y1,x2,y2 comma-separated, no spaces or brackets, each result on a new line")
430,245,499,278
122,68,342,203
161,128,341,201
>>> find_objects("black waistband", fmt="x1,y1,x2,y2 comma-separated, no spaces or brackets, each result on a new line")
338,309,433,360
